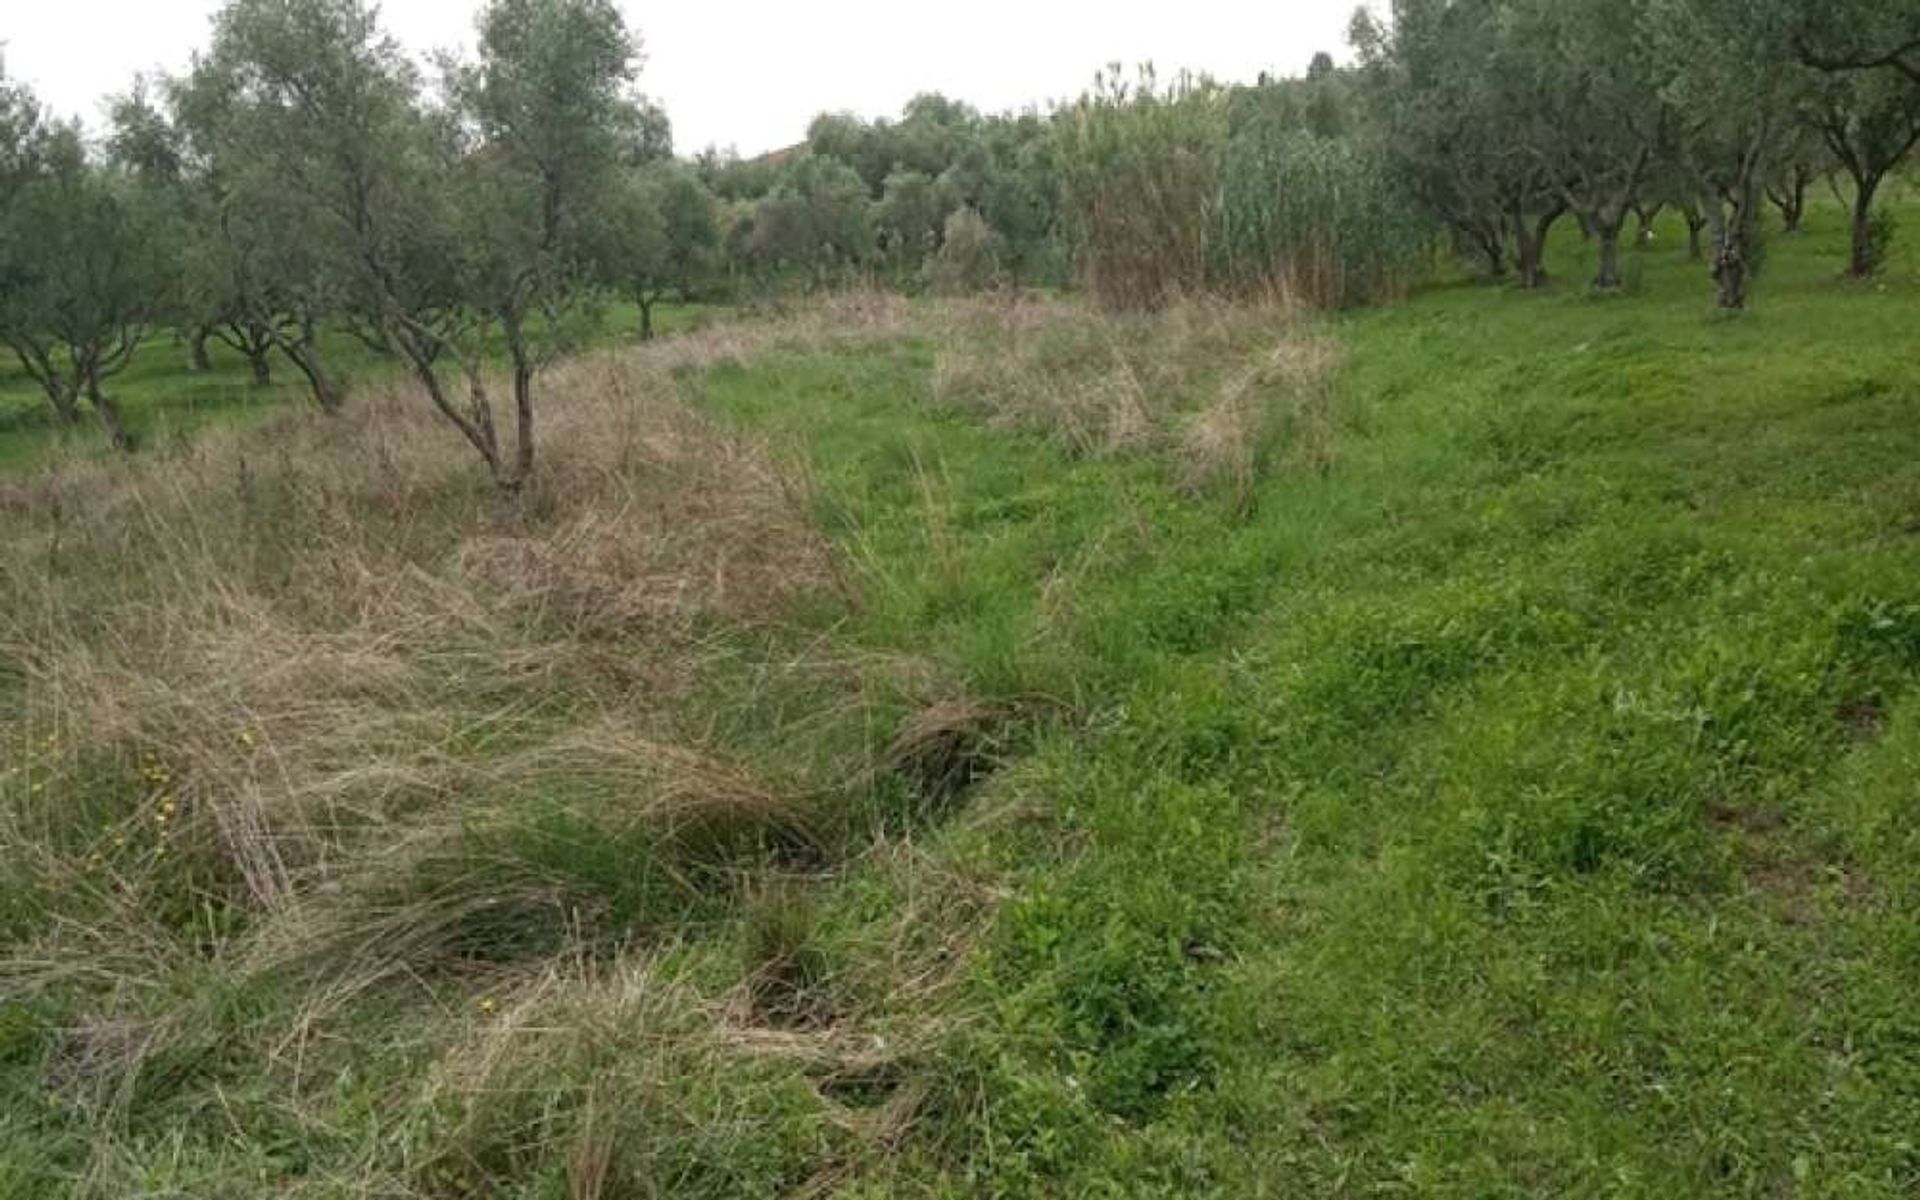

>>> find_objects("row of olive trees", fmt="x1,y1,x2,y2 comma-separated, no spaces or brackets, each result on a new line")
699,96,1063,296
7,0,1914,465
1352,0,1920,309
1,0,722,482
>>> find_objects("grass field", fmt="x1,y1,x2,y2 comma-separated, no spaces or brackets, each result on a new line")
2,201,1919,1197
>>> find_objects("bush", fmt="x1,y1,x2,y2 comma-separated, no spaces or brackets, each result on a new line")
922,207,1005,294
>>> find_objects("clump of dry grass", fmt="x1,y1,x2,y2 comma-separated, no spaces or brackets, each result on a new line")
927,294,1339,508
886,697,1006,808
0,338,840,917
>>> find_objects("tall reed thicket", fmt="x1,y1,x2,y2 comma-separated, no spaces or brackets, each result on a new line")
1054,68,1229,311
1053,67,1431,311
1218,127,1430,308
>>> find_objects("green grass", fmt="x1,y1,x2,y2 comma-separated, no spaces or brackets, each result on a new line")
676,204,1920,1194
4,202,1920,1196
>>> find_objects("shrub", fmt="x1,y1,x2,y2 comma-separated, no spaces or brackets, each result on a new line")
922,207,1005,294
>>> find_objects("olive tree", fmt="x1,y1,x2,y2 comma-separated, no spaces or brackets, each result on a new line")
0,139,170,448
922,206,1003,294
441,0,642,484
873,168,944,273
199,0,639,484
110,82,307,392
977,112,1060,287
1652,0,1804,309
1506,0,1669,290
596,164,718,338
1794,0,1920,86
190,0,433,417
735,156,874,291
1352,0,1563,287
1804,65,1920,276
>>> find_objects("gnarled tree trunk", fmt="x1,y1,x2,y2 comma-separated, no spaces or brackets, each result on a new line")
283,340,342,413
1594,221,1625,290
1632,201,1664,247
1767,167,1811,234
188,324,212,372
1511,201,1564,290
84,364,131,452
503,310,536,488
9,341,82,428
1849,176,1882,278
1707,189,1761,311
392,319,506,482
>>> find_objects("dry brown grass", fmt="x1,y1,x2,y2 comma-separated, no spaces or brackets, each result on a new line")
0,336,842,912
927,294,1339,510
0,300,1023,1195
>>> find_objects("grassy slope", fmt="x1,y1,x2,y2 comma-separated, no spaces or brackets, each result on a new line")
1,204,1917,1197
680,207,1920,1195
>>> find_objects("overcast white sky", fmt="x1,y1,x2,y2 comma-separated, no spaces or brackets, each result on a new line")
3,1,1361,156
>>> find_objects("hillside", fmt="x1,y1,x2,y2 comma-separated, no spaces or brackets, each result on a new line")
2,204,1919,1197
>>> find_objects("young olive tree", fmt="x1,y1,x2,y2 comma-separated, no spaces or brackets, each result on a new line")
200,0,639,484
190,0,430,416
438,0,641,484
0,65,66,424
595,163,718,338
110,82,295,392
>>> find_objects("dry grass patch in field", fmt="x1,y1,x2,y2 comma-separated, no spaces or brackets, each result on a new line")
927,294,1339,510
0,320,1000,1192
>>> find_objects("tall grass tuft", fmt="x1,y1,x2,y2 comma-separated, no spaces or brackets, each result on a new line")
928,295,1338,513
